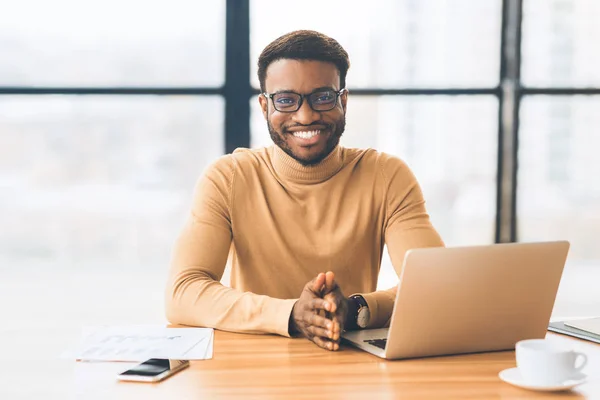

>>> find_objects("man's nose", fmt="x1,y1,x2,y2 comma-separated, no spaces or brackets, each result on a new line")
293,99,320,125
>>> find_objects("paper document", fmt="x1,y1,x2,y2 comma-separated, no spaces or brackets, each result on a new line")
564,317,600,336
62,325,214,362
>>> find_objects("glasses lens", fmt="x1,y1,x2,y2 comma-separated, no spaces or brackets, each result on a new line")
272,93,301,111
309,90,337,110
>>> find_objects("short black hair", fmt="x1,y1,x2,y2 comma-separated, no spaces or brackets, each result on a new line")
257,30,350,92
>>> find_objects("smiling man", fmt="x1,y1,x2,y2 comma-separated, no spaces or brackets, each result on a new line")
166,30,444,351
259,62,346,165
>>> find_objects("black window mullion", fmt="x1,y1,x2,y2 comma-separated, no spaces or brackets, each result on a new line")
522,88,600,95
224,0,251,153
496,0,522,243
0,87,222,95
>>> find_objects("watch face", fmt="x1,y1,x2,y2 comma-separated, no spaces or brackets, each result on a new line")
357,307,371,329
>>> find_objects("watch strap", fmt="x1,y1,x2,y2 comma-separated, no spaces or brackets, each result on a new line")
351,294,368,309
345,295,368,331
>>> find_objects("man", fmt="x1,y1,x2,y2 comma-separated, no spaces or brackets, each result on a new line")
165,30,444,351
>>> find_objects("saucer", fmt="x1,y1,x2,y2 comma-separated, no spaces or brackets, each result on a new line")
499,368,587,392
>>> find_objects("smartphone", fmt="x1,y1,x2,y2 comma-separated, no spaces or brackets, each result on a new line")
117,359,190,383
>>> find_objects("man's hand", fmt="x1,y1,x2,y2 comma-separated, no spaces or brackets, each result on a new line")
322,271,349,338
290,272,341,351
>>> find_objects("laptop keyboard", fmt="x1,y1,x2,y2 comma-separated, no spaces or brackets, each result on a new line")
364,338,387,350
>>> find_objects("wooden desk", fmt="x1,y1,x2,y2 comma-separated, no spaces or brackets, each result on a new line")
2,328,599,399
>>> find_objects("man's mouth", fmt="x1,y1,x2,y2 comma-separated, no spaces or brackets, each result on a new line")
284,124,330,146
291,129,321,139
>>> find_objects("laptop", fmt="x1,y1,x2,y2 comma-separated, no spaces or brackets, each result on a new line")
342,241,570,360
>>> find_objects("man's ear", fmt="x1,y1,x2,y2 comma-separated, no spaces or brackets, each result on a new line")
258,94,268,120
340,89,349,115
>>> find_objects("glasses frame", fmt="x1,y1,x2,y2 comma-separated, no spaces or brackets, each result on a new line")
262,88,347,113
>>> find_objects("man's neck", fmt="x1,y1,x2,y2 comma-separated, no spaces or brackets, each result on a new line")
270,145,344,184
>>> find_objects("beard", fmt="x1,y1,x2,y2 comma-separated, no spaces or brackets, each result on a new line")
267,115,346,166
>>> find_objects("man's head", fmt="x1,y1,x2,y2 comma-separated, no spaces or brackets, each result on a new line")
258,30,350,166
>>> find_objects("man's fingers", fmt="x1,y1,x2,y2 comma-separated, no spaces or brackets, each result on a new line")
308,298,332,313
323,293,338,313
312,335,329,350
303,311,340,341
325,271,335,291
312,335,339,351
311,273,326,293
306,325,335,340
329,318,341,334
303,312,333,330
324,291,349,316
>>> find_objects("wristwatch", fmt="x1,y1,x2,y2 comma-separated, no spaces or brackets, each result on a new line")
350,295,371,329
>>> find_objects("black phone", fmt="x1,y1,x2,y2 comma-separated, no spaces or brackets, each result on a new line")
117,359,190,382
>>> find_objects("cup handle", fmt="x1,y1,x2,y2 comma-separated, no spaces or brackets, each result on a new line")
574,352,588,371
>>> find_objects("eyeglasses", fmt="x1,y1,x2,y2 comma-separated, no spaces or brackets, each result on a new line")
262,88,347,113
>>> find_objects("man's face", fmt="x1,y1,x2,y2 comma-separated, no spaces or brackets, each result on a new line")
259,59,348,166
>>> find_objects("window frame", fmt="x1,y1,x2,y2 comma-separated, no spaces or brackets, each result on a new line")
2,0,599,243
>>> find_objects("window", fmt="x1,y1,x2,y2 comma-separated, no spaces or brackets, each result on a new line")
0,2,226,326
519,96,600,265
250,0,501,88
0,95,223,269
522,0,600,87
3,1,599,323
0,0,225,86
521,0,600,317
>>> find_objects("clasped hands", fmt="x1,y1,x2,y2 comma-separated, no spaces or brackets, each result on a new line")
289,271,349,351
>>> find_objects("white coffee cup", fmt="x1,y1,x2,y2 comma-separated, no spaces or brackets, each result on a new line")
515,339,587,386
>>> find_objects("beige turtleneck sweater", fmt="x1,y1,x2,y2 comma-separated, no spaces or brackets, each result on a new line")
165,145,444,337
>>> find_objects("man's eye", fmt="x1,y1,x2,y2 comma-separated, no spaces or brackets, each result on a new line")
275,97,296,104
314,93,335,103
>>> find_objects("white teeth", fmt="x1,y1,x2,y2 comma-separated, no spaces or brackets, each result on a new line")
292,130,320,139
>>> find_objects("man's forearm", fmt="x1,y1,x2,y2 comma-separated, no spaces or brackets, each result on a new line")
351,287,397,329
166,269,297,336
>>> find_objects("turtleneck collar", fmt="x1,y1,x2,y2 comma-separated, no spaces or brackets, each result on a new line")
270,144,345,184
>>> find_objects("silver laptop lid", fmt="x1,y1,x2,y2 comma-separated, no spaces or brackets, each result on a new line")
384,241,569,359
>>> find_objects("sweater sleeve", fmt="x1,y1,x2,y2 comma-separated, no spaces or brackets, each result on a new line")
164,155,297,337
357,154,445,329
